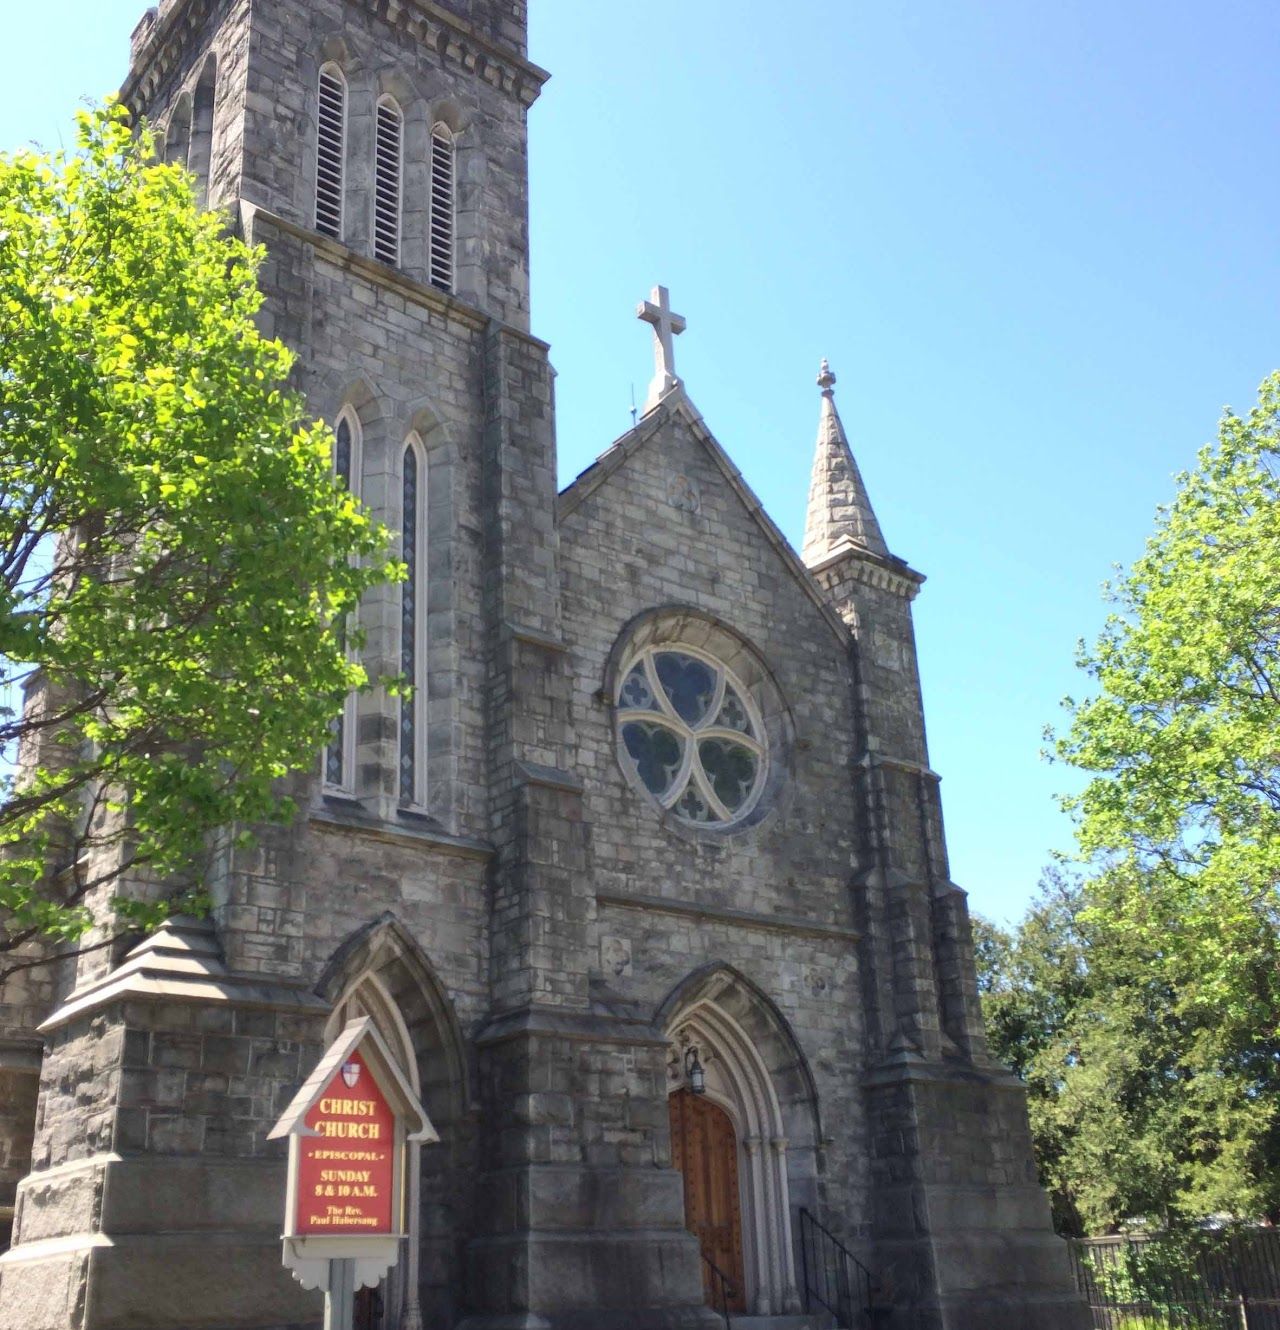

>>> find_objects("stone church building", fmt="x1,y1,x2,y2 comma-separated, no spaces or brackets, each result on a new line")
0,2,1088,1328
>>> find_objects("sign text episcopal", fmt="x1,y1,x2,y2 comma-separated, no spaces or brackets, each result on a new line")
295,1052,396,1235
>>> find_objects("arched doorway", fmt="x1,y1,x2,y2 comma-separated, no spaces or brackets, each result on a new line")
326,971,410,1330
661,966,820,1317
320,915,470,1330
327,970,416,1330
669,1088,747,1313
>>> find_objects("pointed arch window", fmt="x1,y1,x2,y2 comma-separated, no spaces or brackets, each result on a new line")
373,97,404,266
164,94,192,168
428,123,456,293
399,436,427,806
316,65,347,239
189,57,217,206
325,411,360,792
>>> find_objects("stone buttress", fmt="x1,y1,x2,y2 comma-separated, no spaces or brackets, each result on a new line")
802,361,1087,1330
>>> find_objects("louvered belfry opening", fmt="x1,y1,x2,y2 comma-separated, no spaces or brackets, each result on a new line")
316,67,346,239
374,100,403,266
429,123,455,292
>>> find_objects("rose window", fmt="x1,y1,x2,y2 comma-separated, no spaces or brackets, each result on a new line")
616,648,767,826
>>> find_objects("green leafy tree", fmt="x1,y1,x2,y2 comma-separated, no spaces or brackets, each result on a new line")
1056,370,1280,1026
0,105,396,980
1051,370,1280,1227
977,865,1280,1235
975,873,1095,1235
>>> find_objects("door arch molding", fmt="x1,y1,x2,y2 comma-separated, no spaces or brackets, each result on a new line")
660,965,817,1315
319,914,471,1330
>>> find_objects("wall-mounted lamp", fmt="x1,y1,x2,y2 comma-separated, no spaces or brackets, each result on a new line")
684,1046,707,1096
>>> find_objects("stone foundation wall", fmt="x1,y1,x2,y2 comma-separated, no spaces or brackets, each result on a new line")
467,1022,706,1327
0,990,331,1330
867,1063,1089,1330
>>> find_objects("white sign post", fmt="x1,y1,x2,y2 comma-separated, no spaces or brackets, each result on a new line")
270,1018,437,1330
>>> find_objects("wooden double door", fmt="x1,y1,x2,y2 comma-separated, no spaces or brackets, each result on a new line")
668,1088,748,1313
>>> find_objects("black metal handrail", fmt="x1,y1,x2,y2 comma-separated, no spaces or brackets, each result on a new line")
799,1207,875,1329
701,1250,735,1330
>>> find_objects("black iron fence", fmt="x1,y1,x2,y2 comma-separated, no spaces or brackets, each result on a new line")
1069,1230,1280,1330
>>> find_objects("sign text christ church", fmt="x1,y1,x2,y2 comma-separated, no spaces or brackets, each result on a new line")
297,1052,397,1234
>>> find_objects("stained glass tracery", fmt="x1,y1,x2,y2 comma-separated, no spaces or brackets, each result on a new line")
617,647,766,827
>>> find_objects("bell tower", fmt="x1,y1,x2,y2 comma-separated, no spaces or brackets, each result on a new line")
123,0,545,327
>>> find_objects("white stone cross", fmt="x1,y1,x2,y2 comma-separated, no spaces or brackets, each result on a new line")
637,284,686,412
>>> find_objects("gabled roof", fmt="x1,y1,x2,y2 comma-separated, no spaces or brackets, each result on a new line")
557,389,852,648
268,1017,438,1144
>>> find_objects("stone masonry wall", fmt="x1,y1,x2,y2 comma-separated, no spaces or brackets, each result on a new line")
250,211,493,844
0,1065,38,1248
241,0,539,327
4,994,329,1330
557,401,874,1246
468,1026,704,1320
126,0,251,212
22,999,321,1189
866,1066,1085,1330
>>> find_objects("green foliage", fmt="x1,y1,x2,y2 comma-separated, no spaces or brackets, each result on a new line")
1055,370,1280,1029
978,876,1107,1234
1104,1315,1208,1330
978,865,1280,1233
981,373,1280,1233
1085,1229,1248,1330
0,105,397,973
1064,372,1280,1227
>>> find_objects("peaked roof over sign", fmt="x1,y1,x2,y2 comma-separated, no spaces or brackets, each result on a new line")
802,360,889,567
268,1017,438,1144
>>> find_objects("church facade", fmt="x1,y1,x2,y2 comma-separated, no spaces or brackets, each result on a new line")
0,3,1088,1328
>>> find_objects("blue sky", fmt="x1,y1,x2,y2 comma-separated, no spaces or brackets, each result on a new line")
4,1,1277,922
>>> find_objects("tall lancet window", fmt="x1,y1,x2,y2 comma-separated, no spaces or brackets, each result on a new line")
399,437,426,805
316,65,347,240
325,412,360,791
373,98,403,265
428,123,456,293
189,56,217,206
164,94,192,168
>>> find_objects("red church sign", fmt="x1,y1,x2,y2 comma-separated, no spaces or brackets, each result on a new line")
295,1050,397,1235
269,1017,437,1297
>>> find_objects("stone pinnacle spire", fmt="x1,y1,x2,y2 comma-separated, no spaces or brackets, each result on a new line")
802,359,889,567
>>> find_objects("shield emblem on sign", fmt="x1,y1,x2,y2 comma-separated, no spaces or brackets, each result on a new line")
342,1061,360,1088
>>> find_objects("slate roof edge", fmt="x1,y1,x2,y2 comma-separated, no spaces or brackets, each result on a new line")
559,391,853,650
